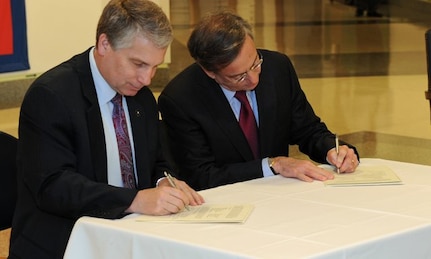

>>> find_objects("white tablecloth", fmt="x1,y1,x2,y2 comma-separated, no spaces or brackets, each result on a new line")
64,158,431,258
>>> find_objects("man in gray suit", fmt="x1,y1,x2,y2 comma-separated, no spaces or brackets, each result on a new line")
158,11,359,191
9,1,203,258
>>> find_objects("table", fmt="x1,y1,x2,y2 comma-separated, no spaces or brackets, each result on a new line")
64,158,431,258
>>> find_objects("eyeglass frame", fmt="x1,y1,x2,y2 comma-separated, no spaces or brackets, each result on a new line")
220,50,264,84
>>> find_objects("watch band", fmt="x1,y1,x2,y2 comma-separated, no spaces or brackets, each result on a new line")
268,157,278,175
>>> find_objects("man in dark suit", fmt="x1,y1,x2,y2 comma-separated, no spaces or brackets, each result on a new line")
158,11,359,191
9,1,203,258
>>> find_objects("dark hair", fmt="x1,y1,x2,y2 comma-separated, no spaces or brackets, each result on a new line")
187,11,253,72
96,0,173,50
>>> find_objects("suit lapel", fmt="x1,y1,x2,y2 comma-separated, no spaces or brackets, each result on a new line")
77,49,108,183
86,102,108,183
125,97,149,189
199,80,255,160
255,74,277,156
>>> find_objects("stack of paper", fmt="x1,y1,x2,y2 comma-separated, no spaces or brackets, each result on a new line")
136,204,254,223
321,165,403,186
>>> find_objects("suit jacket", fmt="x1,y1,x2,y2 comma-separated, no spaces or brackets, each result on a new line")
9,48,170,259
159,49,357,191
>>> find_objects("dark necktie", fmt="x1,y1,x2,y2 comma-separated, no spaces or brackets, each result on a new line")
111,94,136,188
234,91,259,159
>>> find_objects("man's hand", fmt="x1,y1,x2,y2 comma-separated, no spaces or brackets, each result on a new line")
158,177,205,206
270,156,334,182
327,145,359,173
126,179,204,215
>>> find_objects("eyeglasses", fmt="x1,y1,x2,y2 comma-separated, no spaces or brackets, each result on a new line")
228,51,263,84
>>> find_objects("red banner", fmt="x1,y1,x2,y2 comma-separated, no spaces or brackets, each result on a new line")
0,0,13,55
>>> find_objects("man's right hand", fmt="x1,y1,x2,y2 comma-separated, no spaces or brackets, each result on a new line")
126,186,191,215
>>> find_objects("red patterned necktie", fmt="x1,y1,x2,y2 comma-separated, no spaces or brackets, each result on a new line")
111,94,136,188
234,91,260,159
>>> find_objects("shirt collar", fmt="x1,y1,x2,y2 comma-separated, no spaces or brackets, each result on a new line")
89,47,117,105
220,86,236,102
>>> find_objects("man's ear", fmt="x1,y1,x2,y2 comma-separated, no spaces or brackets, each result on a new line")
200,66,216,80
96,33,110,55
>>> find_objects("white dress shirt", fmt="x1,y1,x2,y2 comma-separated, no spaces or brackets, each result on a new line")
89,47,138,187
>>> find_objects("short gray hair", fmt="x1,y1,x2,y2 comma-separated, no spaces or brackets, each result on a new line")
96,0,173,50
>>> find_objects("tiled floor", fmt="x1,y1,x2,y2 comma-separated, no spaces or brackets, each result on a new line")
2,0,431,256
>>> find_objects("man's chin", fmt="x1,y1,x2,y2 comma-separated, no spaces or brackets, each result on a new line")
125,87,144,96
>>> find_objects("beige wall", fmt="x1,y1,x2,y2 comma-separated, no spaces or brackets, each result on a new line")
0,0,170,80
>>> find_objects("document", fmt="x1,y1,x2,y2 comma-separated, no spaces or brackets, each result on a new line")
320,165,403,186
136,204,254,223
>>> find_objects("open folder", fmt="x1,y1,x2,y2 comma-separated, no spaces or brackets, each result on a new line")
136,204,254,223
320,164,403,186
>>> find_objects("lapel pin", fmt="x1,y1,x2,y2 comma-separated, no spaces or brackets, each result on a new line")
135,110,141,117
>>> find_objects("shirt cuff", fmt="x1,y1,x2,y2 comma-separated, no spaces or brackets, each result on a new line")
262,157,273,177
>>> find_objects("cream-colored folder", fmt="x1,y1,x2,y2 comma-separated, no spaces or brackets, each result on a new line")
136,204,254,223
321,165,403,186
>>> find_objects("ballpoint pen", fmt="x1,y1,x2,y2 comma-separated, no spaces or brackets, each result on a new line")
164,171,190,211
335,134,340,174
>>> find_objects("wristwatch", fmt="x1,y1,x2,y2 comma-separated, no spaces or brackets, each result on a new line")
268,157,278,175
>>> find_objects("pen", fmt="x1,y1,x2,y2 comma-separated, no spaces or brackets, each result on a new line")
335,134,340,174
164,171,190,211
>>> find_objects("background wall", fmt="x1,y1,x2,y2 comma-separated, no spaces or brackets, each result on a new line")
0,0,170,81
